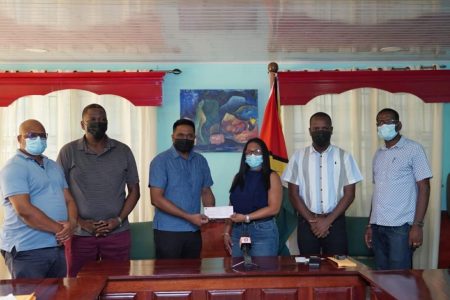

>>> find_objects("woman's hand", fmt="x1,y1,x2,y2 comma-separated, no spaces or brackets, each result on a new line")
229,213,246,223
223,232,233,255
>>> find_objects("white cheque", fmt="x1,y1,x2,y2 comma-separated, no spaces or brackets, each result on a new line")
204,206,234,219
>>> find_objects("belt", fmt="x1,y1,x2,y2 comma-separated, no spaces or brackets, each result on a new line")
235,217,273,225
312,213,330,218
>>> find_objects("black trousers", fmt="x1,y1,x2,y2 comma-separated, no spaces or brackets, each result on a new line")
297,214,348,256
154,229,202,259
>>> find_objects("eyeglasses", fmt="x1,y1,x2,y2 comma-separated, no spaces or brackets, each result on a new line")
23,132,48,140
245,149,262,155
376,120,398,126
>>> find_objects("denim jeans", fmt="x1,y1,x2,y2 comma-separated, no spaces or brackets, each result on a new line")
1,246,66,279
231,218,279,257
371,223,413,270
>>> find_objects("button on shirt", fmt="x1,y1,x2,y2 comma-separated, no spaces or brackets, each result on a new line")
282,145,363,214
370,136,432,226
0,151,68,252
149,146,213,232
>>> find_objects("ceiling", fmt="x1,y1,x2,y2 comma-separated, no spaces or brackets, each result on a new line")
0,0,449,64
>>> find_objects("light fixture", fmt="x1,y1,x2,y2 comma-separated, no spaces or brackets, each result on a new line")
24,48,48,53
379,46,403,53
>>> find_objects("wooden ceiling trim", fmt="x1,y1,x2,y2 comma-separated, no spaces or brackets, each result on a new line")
0,71,166,106
277,70,450,105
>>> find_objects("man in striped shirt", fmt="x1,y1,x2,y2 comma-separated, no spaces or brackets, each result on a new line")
282,112,363,256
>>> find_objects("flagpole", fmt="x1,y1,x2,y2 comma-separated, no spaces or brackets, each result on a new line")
268,62,278,88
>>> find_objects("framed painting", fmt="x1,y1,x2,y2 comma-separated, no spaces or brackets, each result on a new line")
180,89,258,152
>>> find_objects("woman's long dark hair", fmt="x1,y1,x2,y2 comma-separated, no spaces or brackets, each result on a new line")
229,137,272,193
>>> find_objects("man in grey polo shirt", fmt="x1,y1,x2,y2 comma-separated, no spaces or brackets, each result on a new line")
57,103,140,276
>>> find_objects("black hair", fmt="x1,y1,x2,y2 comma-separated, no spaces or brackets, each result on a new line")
173,118,195,133
377,108,400,121
82,103,107,118
310,112,332,126
229,137,272,193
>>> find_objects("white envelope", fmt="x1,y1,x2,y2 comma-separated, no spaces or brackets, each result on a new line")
204,206,234,219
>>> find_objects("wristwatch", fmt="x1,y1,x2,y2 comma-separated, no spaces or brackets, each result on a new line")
245,215,251,223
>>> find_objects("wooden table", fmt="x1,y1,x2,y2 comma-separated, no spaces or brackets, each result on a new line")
360,268,450,300
78,256,370,299
1,257,447,299
0,276,106,300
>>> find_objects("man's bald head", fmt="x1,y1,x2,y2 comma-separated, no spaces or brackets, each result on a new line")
19,119,46,136
17,119,47,152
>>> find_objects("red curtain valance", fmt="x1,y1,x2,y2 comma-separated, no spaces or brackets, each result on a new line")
277,70,450,105
0,71,166,107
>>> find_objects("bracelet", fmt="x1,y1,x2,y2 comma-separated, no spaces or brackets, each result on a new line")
366,224,371,228
413,221,424,227
245,215,251,223
117,216,123,227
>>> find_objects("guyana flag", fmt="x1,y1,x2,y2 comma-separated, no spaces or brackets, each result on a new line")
260,78,288,175
260,77,297,255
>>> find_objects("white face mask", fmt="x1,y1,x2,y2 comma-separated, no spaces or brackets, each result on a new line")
377,124,397,141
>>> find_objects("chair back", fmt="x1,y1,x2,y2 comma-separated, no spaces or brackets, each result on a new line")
130,221,155,259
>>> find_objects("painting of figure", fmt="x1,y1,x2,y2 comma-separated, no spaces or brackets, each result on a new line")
180,89,258,152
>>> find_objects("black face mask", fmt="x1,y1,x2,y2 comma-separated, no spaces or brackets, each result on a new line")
311,130,332,148
87,122,108,140
174,139,195,153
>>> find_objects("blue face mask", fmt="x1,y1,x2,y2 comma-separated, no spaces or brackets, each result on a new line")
25,137,47,155
245,154,263,169
377,124,397,141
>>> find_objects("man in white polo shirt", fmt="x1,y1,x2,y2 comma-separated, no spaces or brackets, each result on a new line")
282,112,363,256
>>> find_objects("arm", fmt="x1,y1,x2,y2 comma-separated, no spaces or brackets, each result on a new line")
365,203,373,248
119,182,141,222
314,183,356,238
95,182,141,235
287,182,314,221
55,188,78,243
150,186,207,227
409,178,431,247
223,218,233,255
230,172,282,223
201,187,215,207
9,194,63,234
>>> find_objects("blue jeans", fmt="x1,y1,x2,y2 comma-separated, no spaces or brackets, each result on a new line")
231,219,279,257
2,246,66,278
371,224,413,270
